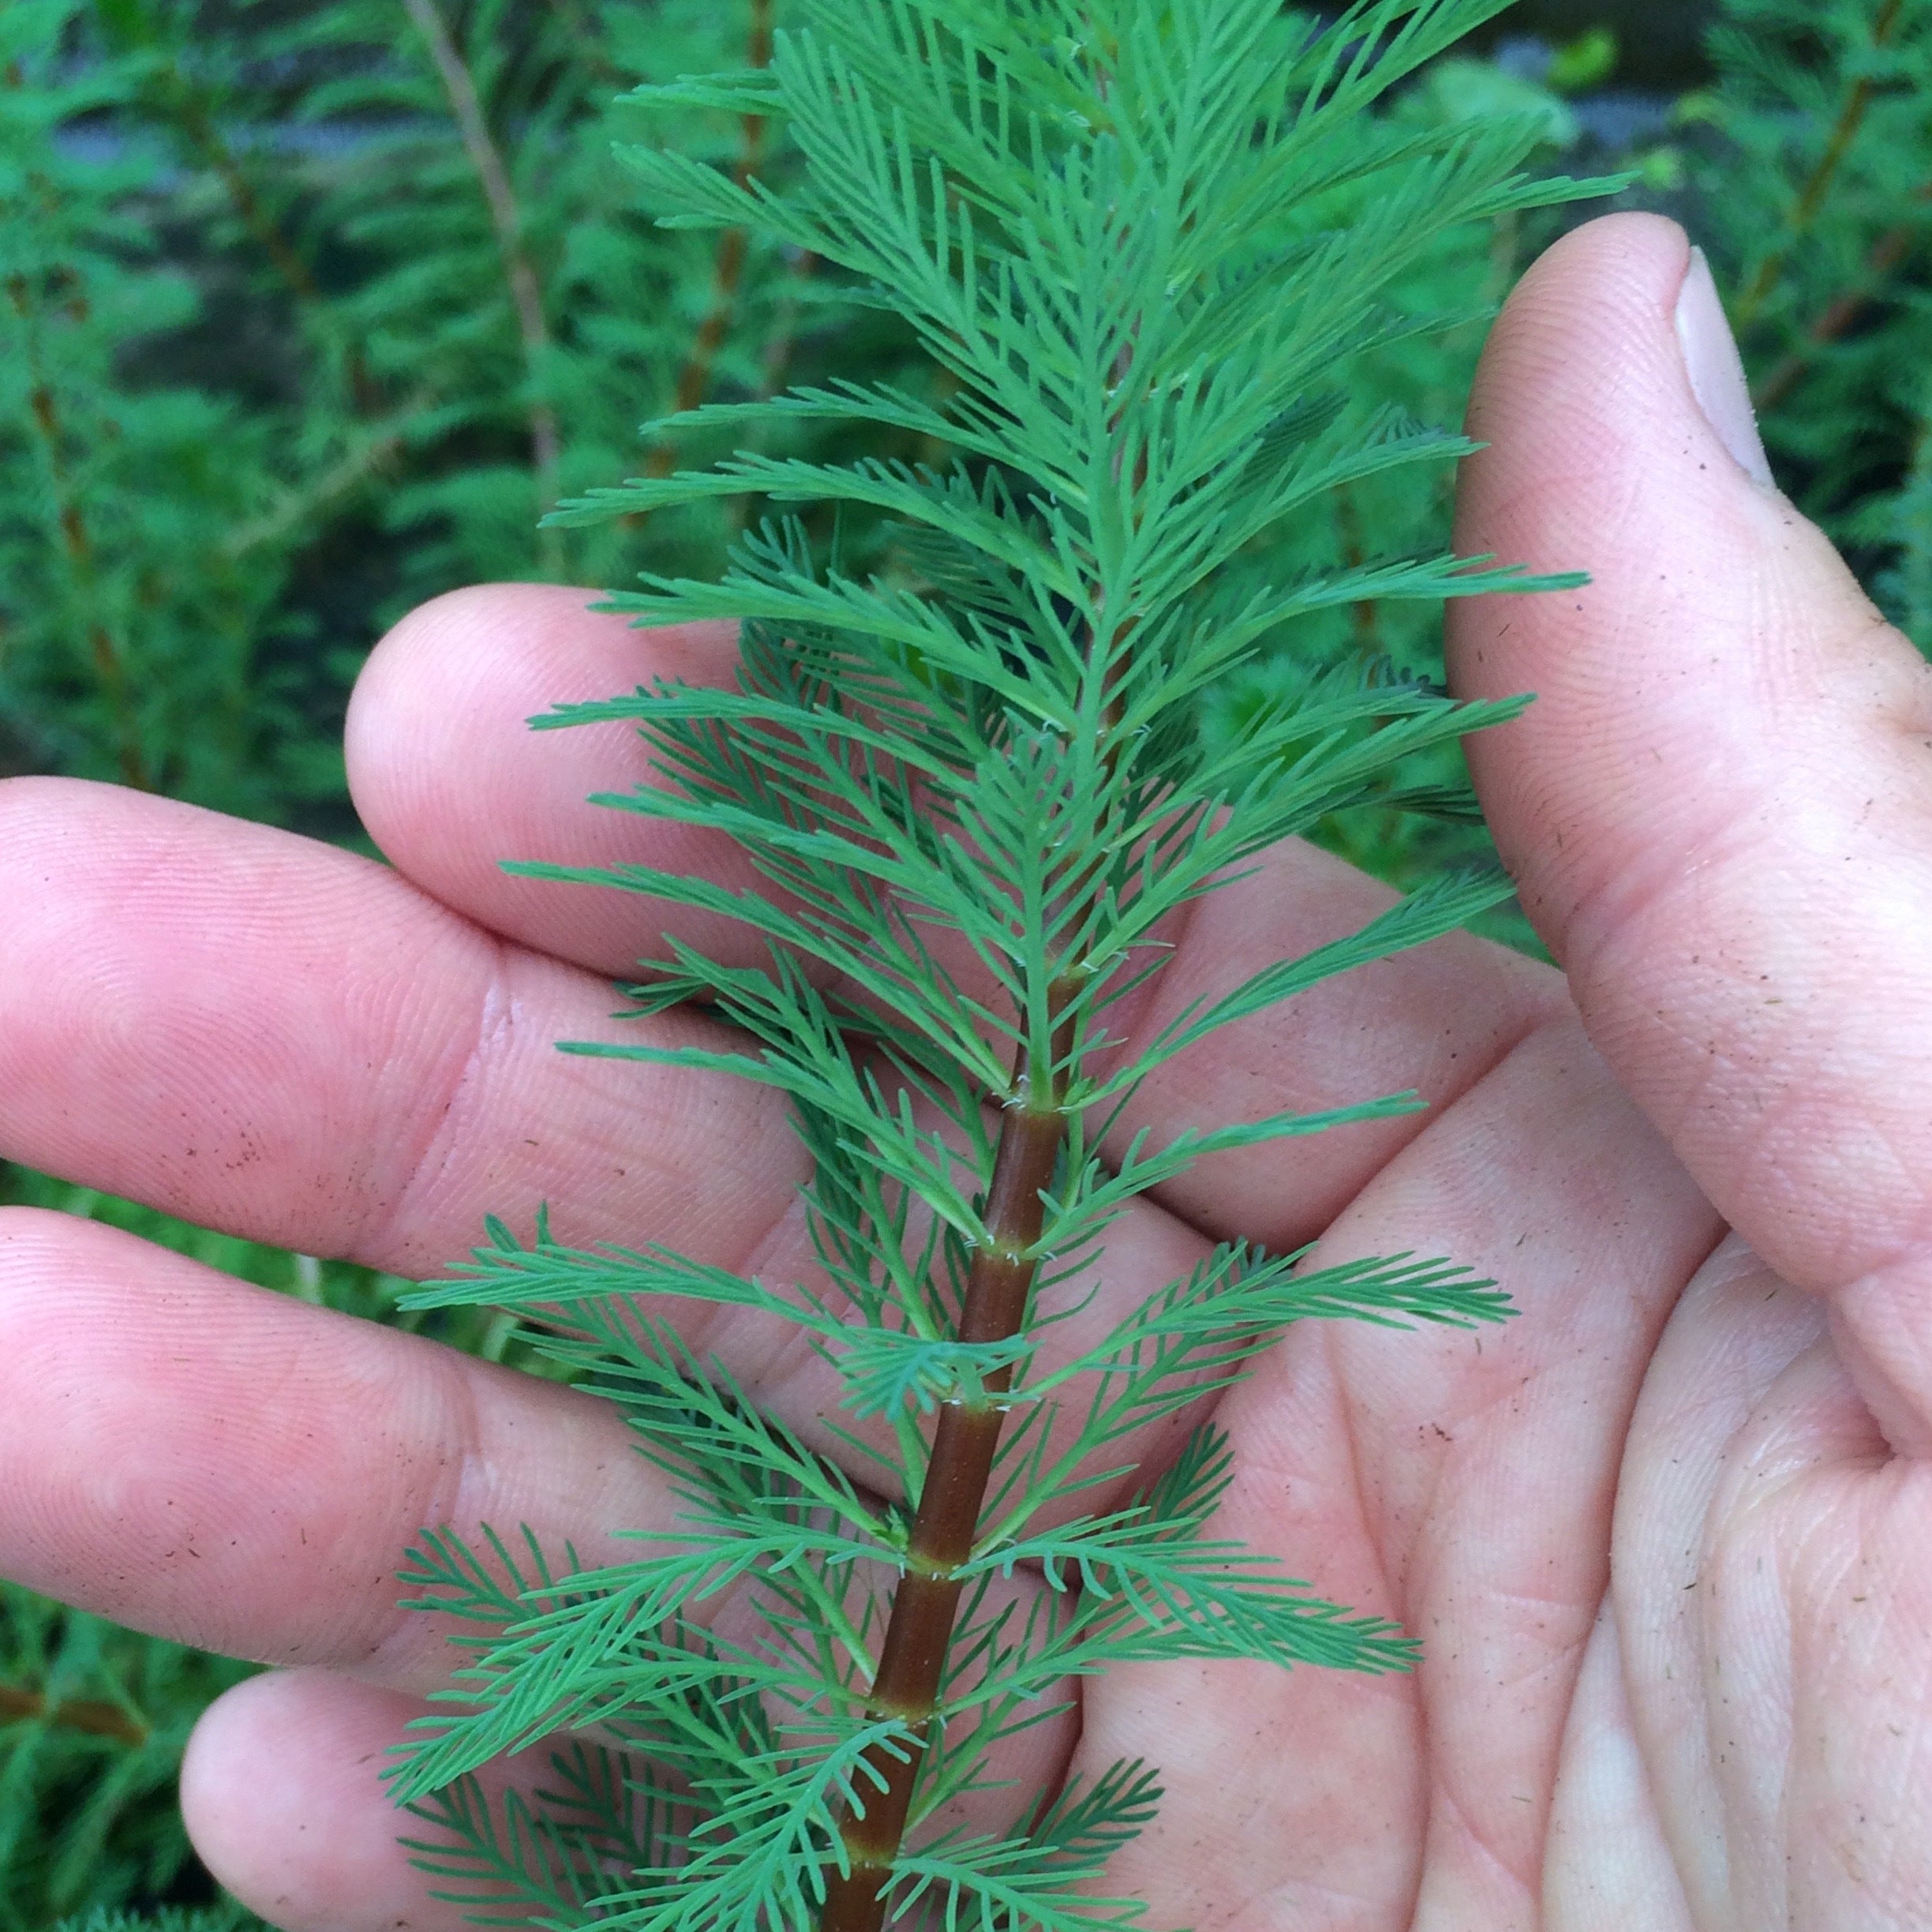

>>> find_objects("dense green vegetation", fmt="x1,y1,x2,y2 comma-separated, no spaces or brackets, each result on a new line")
4,0,1928,1920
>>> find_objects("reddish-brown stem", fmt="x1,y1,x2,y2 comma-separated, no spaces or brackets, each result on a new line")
757,249,819,398
818,987,1079,1932
0,1680,148,1747
1735,0,1906,330
1752,183,1932,412
93,2,385,414
154,69,384,416
221,385,436,559
403,0,563,571
2,56,152,789
164,92,318,305
88,4,316,302
4,270,152,791
542,0,628,90
641,0,775,489
721,248,822,540
1333,480,1380,663
820,47,1123,1915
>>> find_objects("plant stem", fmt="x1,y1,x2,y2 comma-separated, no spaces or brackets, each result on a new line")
1734,0,1905,329
2,54,152,790
721,246,821,539
1752,182,1932,411
221,386,438,558
88,2,316,302
96,0,386,414
818,982,1079,1932
3,271,151,792
642,0,775,486
1333,480,1381,664
170,94,320,308
402,0,563,573
155,67,386,417
0,1681,148,1747
542,0,628,91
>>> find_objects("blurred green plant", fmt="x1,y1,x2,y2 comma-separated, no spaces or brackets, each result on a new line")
54,1908,266,1932
1667,0,1932,638
0,1588,251,1930
0,0,913,824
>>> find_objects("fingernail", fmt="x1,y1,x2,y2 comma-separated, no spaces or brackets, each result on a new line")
1673,246,1777,490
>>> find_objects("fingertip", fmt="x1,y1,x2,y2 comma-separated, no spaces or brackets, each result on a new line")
183,1672,465,1932
344,584,748,974
1444,210,1904,968
1459,211,1692,481
344,581,644,872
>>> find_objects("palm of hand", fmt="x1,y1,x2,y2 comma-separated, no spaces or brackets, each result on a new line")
4,216,1932,1932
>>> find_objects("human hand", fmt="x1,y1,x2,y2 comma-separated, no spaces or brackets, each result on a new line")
1,210,1923,1930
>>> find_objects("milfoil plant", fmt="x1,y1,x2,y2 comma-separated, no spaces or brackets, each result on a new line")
386,3,1608,1926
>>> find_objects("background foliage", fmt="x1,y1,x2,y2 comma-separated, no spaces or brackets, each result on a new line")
2,0,1926,1920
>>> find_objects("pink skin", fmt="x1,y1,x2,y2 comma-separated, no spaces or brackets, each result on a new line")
0,211,1927,1929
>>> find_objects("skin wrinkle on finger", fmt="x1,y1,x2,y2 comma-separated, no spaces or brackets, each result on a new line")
1394,1030,1717,1926
360,929,807,1287
1788,1537,1932,1923
1693,1356,1889,1930
1338,1018,1716,1556
1833,1261,1932,1459
0,1208,668,1685
366,928,524,1256
1542,1601,1699,1932
1417,1781,1541,1932
1613,1253,1932,1929
1562,790,1932,1301
354,946,803,1285
1611,1243,1825,1927
0,776,803,1281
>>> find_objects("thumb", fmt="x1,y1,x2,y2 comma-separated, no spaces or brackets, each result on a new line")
1448,212,1932,1451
